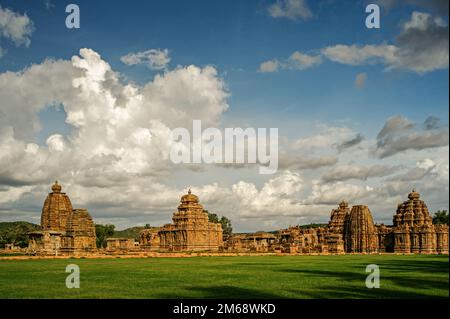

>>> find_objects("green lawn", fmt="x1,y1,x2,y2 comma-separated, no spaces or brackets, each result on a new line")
0,255,448,299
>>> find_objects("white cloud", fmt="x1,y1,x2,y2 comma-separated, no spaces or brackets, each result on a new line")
0,48,448,231
321,44,398,66
120,49,171,70
321,164,403,183
322,12,449,73
355,72,367,88
268,0,313,21
287,51,322,69
259,51,321,72
262,11,449,74
292,126,357,151
259,59,280,72
0,5,34,51
374,115,449,158
0,48,229,190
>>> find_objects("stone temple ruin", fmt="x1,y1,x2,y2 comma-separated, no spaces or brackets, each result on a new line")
28,181,97,256
223,191,448,255
141,189,223,251
27,182,448,256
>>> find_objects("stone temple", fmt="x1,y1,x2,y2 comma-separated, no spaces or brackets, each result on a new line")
222,190,448,255
27,183,447,256
28,181,97,256
392,190,448,254
157,189,223,251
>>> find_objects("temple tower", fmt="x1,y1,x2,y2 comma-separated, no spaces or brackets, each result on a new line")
41,181,73,231
158,189,223,251
344,205,378,253
62,208,97,254
392,190,441,254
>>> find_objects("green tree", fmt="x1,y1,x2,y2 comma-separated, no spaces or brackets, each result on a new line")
433,210,449,225
205,210,219,223
95,224,115,248
206,211,232,236
219,216,233,236
0,222,41,248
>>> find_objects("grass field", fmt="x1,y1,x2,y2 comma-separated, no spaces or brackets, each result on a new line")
0,255,448,299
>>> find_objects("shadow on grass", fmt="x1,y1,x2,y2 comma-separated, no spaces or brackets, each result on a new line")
277,263,448,299
155,285,282,299
371,258,449,274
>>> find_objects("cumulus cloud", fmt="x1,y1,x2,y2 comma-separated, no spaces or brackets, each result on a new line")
293,126,359,151
375,116,449,158
259,51,321,72
279,154,338,170
376,116,415,140
0,48,229,189
337,134,364,152
322,44,398,66
424,116,441,130
386,158,437,182
0,5,34,46
120,49,171,70
263,11,448,74
0,5,34,56
323,12,449,73
268,0,313,21
321,164,402,183
259,60,280,72
306,182,375,205
0,48,448,231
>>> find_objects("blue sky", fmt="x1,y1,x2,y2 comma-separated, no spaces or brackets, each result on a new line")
0,0,448,230
1,0,448,135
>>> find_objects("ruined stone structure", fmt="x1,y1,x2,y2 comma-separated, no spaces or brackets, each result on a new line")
28,182,97,256
224,190,448,255
26,184,447,256
106,238,138,252
225,232,277,252
344,205,378,253
328,201,350,233
139,228,161,251
140,190,223,251
41,181,73,231
392,190,448,254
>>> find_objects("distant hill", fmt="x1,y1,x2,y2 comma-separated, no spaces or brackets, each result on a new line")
0,221,41,248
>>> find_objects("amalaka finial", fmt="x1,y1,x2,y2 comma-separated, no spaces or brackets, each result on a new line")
51,180,62,193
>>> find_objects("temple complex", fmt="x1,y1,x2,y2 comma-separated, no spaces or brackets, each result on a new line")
223,190,448,255
28,182,97,256
26,183,447,256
